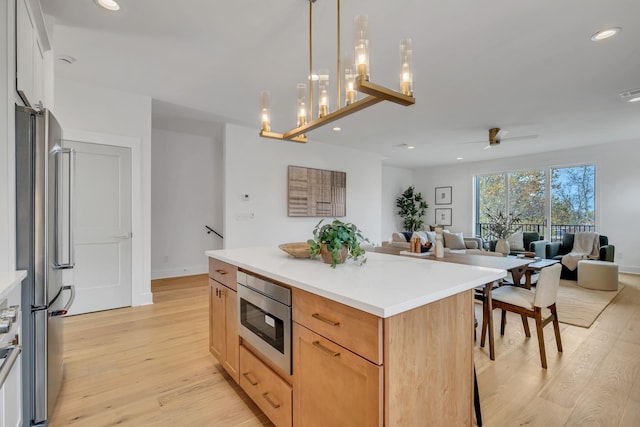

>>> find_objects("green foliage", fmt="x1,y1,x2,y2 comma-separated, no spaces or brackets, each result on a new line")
307,219,369,268
551,165,595,226
478,166,595,231
395,186,428,232
484,209,522,240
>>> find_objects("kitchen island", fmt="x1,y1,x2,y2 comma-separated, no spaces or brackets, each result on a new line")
206,247,505,426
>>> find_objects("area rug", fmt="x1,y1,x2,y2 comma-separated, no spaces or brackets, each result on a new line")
555,279,624,328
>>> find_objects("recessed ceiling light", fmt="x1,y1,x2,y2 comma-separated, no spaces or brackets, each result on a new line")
456,157,463,161
628,97,640,103
407,145,415,150
95,0,120,11
590,27,621,41
332,126,341,131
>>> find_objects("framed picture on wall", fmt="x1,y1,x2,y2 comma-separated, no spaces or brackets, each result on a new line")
287,165,346,217
435,208,452,226
435,186,452,205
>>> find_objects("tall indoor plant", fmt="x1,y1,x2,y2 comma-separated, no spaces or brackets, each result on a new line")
395,186,428,232
307,219,369,268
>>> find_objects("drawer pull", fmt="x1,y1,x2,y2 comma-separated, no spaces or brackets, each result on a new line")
215,269,227,275
312,341,340,357
262,392,281,409
312,313,340,326
242,372,259,386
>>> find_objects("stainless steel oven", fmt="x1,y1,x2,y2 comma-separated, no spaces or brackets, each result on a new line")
237,271,291,375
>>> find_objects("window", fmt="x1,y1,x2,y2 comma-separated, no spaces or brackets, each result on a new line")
476,170,544,240
550,165,595,241
475,164,595,241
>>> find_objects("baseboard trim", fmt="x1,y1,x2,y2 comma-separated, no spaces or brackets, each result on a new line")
151,265,208,280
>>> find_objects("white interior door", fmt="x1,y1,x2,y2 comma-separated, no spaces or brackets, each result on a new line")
63,140,132,315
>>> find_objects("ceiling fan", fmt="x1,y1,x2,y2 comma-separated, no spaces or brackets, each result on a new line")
463,128,539,150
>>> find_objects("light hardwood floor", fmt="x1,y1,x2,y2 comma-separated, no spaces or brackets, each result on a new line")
50,273,640,426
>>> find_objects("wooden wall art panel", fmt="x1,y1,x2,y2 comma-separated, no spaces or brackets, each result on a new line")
288,165,346,217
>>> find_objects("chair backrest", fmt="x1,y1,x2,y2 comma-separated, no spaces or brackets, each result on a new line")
522,232,540,250
533,263,562,308
561,233,608,254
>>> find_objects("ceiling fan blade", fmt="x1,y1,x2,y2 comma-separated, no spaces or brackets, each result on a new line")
495,129,508,141
502,134,539,142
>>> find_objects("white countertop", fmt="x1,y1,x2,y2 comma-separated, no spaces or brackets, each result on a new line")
0,270,27,300
206,247,506,318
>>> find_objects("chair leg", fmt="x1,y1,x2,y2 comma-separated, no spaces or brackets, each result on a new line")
500,309,507,335
550,303,563,353
474,365,482,426
521,314,531,337
474,316,478,342
534,308,547,369
480,298,488,348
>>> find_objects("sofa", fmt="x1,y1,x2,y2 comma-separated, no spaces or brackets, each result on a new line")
545,233,615,280
488,231,547,258
385,231,484,254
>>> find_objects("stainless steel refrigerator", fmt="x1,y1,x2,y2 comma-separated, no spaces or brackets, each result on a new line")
15,104,76,426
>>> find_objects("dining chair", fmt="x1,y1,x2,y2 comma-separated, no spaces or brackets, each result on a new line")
486,263,563,369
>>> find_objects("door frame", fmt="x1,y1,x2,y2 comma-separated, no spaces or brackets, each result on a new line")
64,129,152,307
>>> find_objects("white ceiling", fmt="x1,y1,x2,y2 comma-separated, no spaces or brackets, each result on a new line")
42,0,640,168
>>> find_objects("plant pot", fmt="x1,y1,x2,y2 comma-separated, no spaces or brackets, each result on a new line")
320,244,348,265
495,239,510,255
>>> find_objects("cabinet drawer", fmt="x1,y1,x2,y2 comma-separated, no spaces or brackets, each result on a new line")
292,289,382,364
208,258,237,291
293,324,383,427
239,346,292,427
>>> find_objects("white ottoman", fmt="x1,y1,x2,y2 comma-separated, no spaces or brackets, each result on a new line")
577,260,619,291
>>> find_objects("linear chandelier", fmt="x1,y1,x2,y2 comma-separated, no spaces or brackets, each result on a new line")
259,0,415,143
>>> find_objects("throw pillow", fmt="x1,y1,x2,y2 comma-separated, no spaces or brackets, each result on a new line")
443,231,466,250
466,240,479,250
507,231,525,252
392,232,407,242
426,231,437,244
412,231,428,244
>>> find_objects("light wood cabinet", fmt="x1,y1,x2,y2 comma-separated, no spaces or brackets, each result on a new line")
207,256,475,426
293,323,382,427
239,346,292,427
292,288,382,364
293,287,474,426
208,260,239,383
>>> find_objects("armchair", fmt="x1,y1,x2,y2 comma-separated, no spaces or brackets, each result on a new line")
545,233,615,280
489,231,546,257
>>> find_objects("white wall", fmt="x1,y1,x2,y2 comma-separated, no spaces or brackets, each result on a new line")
0,0,12,274
151,128,223,278
223,124,383,249
413,140,640,274
381,166,413,241
54,78,153,305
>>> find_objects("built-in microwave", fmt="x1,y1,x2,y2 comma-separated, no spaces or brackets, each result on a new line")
237,271,292,375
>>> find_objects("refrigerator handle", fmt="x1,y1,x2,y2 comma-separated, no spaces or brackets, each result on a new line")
54,147,75,269
50,285,76,317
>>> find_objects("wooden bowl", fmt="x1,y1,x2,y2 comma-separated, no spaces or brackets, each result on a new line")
278,242,311,258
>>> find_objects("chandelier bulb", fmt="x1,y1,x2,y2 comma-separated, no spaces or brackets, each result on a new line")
354,15,370,81
400,39,413,96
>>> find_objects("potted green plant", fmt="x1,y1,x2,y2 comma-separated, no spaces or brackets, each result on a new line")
395,186,428,232
484,209,522,254
307,219,369,268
